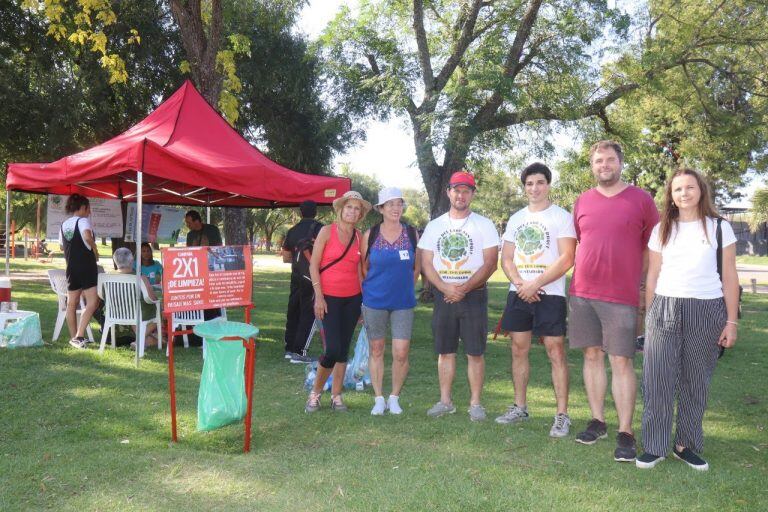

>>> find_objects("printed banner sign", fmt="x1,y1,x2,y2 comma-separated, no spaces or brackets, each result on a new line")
46,194,123,239
161,246,252,313
124,203,186,244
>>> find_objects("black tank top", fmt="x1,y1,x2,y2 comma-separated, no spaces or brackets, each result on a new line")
61,218,97,278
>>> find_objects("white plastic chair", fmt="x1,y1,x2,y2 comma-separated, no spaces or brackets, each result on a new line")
97,274,162,358
47,269,95,343
169,308,227,358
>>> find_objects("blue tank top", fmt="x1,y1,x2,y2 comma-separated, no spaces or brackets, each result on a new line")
362,225,417,310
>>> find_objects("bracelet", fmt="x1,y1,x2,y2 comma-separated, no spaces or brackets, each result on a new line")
726,320,738,326
312,281,320,287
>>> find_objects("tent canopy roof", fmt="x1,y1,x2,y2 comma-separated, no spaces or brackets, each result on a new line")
6,81,350,207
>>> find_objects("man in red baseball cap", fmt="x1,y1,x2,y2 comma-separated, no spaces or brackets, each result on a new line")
419,169,499,421
448,170,476,189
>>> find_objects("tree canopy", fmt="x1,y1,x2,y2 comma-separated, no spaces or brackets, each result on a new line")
321,0,768,217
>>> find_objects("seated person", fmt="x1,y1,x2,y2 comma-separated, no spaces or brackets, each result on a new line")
113,247,161,350
138,242,163,287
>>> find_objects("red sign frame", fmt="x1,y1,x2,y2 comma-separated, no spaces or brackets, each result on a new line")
161,245,253,312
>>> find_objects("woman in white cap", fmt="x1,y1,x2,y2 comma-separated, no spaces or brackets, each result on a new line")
305,191,371,412
361,187,420,415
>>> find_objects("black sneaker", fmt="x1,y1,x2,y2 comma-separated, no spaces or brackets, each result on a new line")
575,419,608,445
673,446,709,471
614,432,637,462
290,353,317,364
69,337,87,349
636,452,665,469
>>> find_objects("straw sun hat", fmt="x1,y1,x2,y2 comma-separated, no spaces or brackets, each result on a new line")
332,190,372,218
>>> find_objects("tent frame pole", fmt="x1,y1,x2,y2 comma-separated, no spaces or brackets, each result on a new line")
135,142,146,368
5,189,10,276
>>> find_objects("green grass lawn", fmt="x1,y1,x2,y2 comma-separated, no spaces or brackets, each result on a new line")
1,259,767,511
736,255,768,266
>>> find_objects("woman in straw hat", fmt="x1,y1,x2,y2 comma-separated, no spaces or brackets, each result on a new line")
361,187,420,415
305,191,371,413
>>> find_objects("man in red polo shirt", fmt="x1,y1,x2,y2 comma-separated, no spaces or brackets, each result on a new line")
568,140,659,462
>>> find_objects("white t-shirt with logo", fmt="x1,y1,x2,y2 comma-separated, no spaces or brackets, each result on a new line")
59,216,95,250
418,212,500,284
502,204,576,297
648,217,736,299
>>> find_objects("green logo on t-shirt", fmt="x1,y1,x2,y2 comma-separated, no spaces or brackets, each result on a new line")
439,231,470,262
515,224,546,256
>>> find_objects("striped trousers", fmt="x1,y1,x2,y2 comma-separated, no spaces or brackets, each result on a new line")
641,295,726,456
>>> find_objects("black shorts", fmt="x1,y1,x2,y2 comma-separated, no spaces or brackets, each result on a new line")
66,265,98,291
432,287,488,356
501,292,567,337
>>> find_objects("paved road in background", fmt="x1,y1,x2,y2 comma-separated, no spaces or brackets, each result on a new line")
737,264,768,294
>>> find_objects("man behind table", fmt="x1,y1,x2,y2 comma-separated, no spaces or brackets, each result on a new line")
185,210,222,247
183,209,223,343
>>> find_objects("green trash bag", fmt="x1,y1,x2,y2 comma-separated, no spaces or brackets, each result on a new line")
194,320,258,432
0,313,44,349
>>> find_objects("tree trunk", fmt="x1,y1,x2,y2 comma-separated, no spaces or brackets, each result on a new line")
264,224,276,252
169,1,249,245
422,144,472,219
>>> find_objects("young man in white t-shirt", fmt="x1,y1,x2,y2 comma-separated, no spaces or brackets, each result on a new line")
495,163,576,437
418,171,499,421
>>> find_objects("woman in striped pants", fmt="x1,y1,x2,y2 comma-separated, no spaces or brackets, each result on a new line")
637,168,740,471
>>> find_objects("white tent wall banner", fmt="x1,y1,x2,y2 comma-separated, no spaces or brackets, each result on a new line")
124,203,186,244
46,194,123,239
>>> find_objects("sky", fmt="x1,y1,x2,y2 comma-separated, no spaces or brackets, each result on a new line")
294,1,764,205
296,1,423,190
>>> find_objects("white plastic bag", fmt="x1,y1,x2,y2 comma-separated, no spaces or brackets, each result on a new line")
344,326,371,389
0,314,44,349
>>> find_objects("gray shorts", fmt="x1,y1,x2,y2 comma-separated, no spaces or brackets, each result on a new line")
361,305,414,341
567,296,637,358
432,287,488,356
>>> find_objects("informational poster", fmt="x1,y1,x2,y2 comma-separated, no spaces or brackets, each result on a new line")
161,246,252,313
124,203,186,244
46,194,123,239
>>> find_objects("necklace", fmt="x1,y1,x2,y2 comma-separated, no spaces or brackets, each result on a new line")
448,211,472,231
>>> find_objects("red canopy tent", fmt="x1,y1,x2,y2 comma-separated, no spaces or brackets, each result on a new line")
4,80,350,369
6,80,350,207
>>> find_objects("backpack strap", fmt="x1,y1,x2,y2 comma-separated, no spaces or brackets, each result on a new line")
405,224,417,251
365,223,382,261
716,217,723,282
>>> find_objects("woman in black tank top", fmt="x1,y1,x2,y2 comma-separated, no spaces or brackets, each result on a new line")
60,194,101,349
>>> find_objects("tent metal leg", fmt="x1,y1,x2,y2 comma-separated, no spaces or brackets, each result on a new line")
5,190,10,277
135,171,143,368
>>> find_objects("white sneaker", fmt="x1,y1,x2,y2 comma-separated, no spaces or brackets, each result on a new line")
549,413,571,438
371,396,387,416
388,395,403,415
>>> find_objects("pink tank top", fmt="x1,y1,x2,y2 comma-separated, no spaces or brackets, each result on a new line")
320,224,361,297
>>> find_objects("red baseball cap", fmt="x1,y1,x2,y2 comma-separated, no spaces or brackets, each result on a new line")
448,170,476,189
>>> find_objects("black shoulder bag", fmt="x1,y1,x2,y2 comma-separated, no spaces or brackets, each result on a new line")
715,218,743,358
